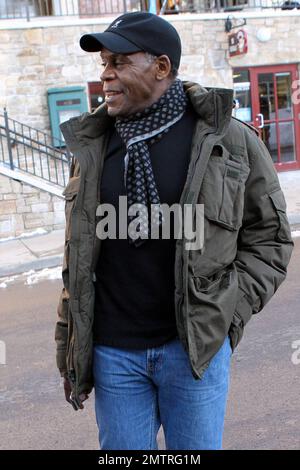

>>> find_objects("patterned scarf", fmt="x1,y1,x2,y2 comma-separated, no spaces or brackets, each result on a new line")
115,79,187,246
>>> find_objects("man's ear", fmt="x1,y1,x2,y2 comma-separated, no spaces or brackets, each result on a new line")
155,55,172,81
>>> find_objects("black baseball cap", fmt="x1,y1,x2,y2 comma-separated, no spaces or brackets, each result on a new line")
79,12,181,70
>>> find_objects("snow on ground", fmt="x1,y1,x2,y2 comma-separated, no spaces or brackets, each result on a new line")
0,228,47,243
292,231,300,238
25,267,62,285
0,266,62,288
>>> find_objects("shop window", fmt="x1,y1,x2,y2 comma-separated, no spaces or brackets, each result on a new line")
0,0,75,17
0,0,39,17
88,82,105,112
233,65,300,170
233,69,252,122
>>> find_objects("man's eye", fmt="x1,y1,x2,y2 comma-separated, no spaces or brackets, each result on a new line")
100,60,126,68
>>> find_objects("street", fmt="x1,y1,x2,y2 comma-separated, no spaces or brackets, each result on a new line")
0,237,299,450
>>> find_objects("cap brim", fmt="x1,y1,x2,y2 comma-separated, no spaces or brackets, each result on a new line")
80,31,141,54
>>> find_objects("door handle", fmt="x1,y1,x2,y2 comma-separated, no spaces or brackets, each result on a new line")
256,113,264,128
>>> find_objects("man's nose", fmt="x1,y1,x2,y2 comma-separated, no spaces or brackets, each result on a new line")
100,65,116,82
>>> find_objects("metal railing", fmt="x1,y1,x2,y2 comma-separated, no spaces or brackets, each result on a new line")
0,0,143,20
0,109,71,188
162,0,298,13
0,0,295,20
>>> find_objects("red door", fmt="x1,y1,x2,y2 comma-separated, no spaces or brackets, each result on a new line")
234,64,300,171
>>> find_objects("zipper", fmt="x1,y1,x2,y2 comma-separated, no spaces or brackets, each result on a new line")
174,128,207,373
68,332,81,405
67,137,109,402
180,90,233,378
92,135,110,275
66,320,80,402
179,132,221,380
65,173,80,397
177,293,188,352
67,335,74,371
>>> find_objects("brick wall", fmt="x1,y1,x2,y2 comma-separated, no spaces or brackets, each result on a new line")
0,13,299,132
0,173,64,238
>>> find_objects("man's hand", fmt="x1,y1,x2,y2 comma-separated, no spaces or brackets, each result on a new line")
63,377,89,410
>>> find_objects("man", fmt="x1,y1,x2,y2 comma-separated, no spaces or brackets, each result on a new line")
55,12,293,450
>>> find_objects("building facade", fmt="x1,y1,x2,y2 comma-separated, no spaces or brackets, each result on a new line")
0,3,300,238
1,6,300,172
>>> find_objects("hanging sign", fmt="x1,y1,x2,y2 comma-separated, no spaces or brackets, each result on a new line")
229,29,248,57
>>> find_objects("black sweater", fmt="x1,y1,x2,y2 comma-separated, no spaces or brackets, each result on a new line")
93,105,197,349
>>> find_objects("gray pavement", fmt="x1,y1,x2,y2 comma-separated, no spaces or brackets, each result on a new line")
0,238,299,449
0,229,64,277
0,169,299,278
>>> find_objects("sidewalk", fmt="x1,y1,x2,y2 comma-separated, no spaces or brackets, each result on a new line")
0,170,299,278
0,229,64,278
278,170,300,227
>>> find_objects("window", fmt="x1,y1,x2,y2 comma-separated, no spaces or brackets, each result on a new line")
88,82,105,113
0,0,53,18
233,69,252,122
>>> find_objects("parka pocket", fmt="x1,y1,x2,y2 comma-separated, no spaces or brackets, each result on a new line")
62,176,81,241
200,145,250,231
193,265,233,294
268,189,292,243
63,176,81,199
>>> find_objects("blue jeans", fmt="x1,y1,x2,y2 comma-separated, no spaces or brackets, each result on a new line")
93,335,232,450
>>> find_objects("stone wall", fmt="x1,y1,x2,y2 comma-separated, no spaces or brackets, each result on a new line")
0,173,64,239
0,12,300,238
0,12,299,133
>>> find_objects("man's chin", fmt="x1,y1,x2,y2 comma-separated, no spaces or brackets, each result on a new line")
106,106,121,117
106,106,129,118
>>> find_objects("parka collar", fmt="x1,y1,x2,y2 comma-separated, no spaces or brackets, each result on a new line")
60,81,233,151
